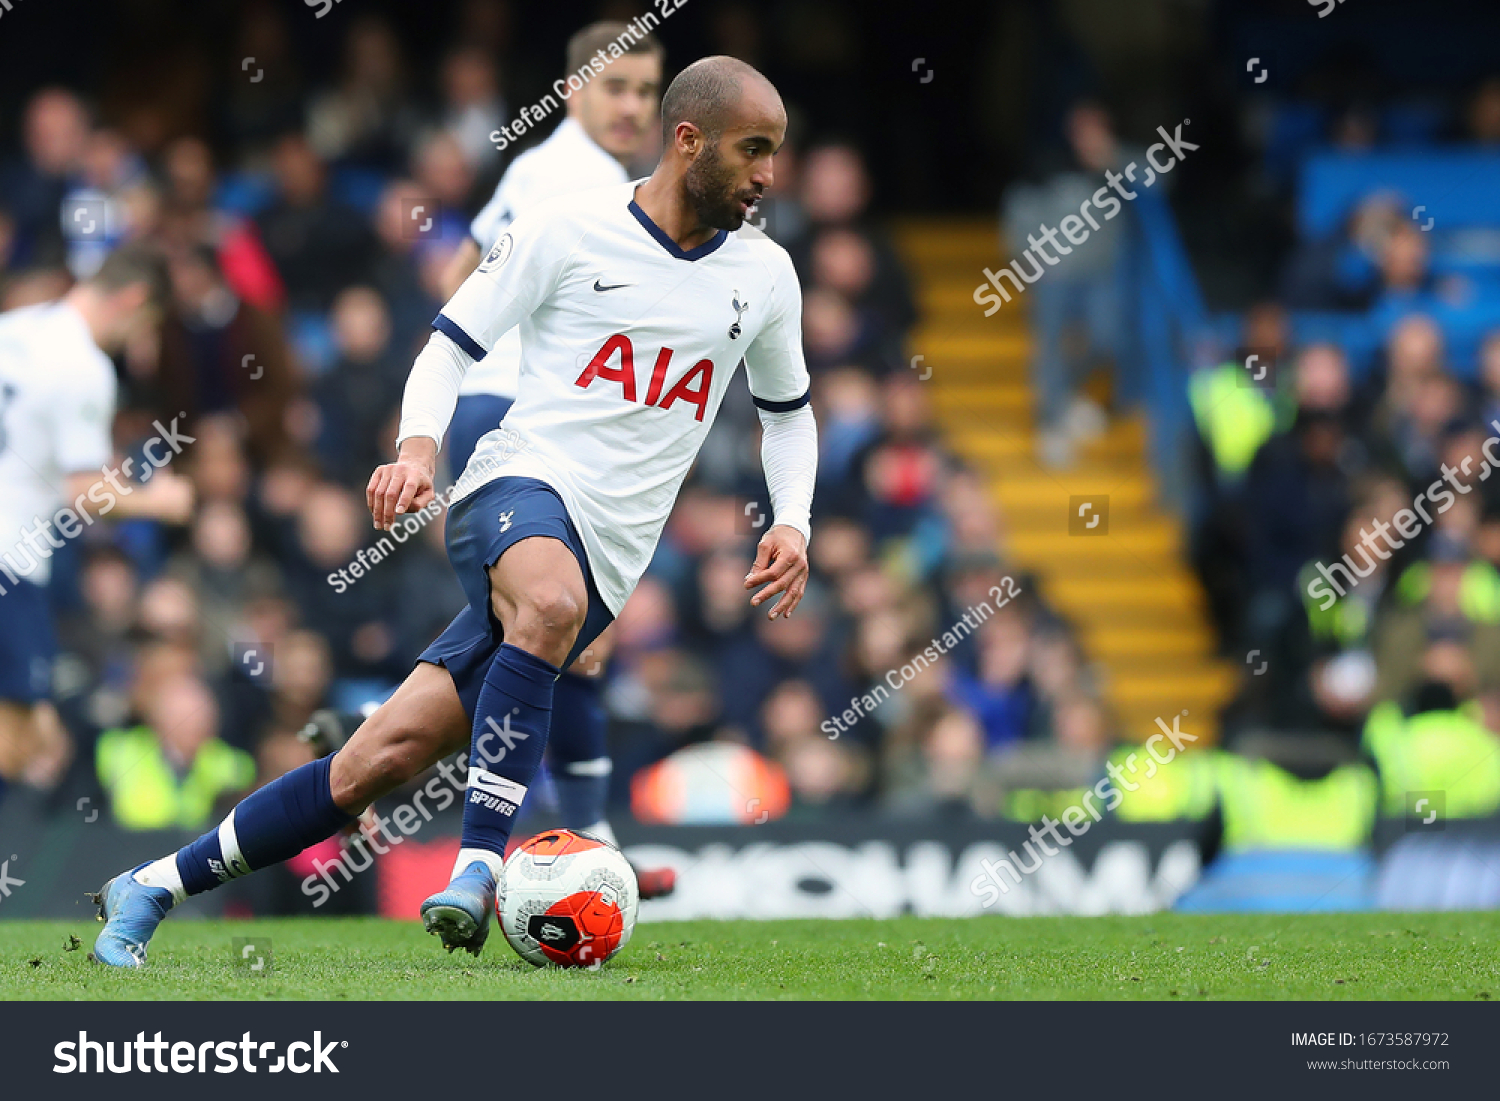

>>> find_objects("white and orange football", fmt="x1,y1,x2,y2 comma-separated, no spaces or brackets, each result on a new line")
496,829,639,968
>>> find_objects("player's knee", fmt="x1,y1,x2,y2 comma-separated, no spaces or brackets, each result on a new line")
503,584,585,656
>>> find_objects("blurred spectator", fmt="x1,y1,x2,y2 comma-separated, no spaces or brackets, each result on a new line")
714,583,850,744
1003,102,1131,468
410,131,475,222
158,137,286,314
437,46,506,175
1189,304,1293,649
220,0,306,155
884,702,984,814
833,372,949,541
0,88,90,269
1280,192,1404,311
813,367,880,490
283,482,404,683
169,498,279,652
370,179,445,355
947,611,1033,753
304,15,421,172
1241,404,1354,673
264,629,334,735
254,132,377,314
95,673,254,830
1373,534,1500,703
1477,330,1500,430
1364,640,1500,819
61,127,152,279
791,141,915,369
155,244,297,463
314,286,406,486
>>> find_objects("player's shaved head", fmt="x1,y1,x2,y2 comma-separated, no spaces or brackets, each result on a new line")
639,56,784,236
654,57,785,232
661,55,778,143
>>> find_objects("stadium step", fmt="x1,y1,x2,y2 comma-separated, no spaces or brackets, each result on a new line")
893,217,1234,743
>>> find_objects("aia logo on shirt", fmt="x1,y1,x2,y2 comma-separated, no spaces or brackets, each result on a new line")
574,334,715,421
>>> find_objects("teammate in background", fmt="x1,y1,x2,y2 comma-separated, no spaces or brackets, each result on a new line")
441,22,663,468
95,55,816,965
0,245,195,805
438,21,675,899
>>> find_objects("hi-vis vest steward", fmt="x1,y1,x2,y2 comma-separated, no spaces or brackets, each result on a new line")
96,727,255,830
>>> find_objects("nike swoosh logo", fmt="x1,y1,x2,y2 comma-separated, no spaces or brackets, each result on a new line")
593,280,630,292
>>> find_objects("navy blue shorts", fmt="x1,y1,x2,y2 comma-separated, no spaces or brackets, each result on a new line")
448,393,515,477
0,579,56,703
417,476,613,721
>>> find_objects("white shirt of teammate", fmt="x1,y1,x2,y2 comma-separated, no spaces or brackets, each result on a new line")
459,117,630,400
400,180,813,616
0,301,117,586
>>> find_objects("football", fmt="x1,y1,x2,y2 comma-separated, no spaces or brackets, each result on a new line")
496,829,640,968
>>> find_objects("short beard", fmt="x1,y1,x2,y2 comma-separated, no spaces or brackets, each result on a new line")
684,139,745,231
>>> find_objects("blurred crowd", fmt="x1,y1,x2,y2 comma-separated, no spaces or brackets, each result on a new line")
1,4,1117,835
1188,75,1500,794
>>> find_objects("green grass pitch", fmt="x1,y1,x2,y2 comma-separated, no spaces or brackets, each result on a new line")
2,914,1497,1000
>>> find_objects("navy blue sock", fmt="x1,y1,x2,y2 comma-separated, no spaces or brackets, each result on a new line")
176,753,353,897
549,672,611,828
459,643,559,859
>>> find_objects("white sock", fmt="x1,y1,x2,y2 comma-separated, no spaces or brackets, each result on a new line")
452,846,506,882
132,855,187,905
581,820,618,846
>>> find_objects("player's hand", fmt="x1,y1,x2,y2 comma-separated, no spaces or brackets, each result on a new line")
745,524,809,620
367,439,436,531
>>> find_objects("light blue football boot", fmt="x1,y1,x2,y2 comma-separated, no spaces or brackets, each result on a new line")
420,861,496,956
92,863,175,967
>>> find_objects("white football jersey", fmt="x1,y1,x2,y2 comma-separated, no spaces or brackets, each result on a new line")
438,181,810,615
0,301,117,586
460,117,629,400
